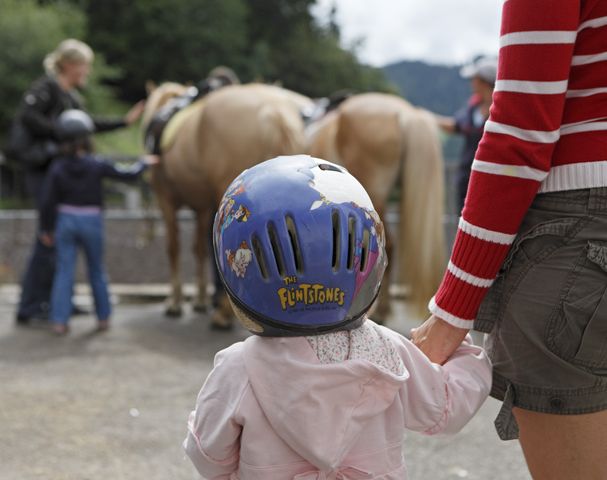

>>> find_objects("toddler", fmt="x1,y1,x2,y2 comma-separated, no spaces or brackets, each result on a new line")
184,155,491,479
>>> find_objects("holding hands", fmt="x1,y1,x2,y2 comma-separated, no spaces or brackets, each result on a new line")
411,314,469,365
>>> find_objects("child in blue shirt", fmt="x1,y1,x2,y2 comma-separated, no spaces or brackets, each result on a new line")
40,109,157,335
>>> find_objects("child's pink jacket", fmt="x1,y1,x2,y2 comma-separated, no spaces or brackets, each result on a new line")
184,321,491,479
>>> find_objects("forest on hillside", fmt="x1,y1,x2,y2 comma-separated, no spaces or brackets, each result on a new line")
0,0,393,146
383,60,471,116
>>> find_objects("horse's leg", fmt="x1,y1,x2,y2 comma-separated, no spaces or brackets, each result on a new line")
374,231,393,323
210,291,233,330
159,197,183,317
206,207,232,329
209,232,234,329
192,210,210,313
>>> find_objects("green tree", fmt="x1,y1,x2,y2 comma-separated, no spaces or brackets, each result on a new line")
243,0,392,96
84,0,392,100
0,0,125,145
0,0,84,140
85,0,249,99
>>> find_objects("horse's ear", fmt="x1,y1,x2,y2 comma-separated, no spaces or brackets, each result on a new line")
145,80,157,95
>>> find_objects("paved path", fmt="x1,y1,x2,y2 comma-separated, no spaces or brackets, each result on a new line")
0,295,530,480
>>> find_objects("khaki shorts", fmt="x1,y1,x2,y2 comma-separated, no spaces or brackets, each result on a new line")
474,187,607,440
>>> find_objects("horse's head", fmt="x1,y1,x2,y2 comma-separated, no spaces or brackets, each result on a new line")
141,81,190,132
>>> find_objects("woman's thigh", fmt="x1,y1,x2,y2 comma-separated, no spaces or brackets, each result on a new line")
514,407,607,480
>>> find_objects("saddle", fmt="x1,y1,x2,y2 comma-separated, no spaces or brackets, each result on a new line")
144,77,229,154
300,89,353,127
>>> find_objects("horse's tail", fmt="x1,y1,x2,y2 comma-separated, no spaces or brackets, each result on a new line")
398,108,446,317
259,103,306,156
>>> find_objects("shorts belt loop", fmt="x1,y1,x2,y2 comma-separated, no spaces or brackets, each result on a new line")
494,383,519,440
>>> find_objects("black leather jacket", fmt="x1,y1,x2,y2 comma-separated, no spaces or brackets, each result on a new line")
21,75,126,141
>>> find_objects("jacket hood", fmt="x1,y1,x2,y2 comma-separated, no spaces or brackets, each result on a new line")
242,332,409,470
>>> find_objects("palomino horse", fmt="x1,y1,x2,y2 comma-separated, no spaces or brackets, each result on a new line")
142,82,310,324
308,93,446,318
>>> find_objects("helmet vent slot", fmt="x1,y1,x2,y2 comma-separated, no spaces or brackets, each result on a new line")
285,215,303,273
318,163,343,173
360,228,370,272
332,210,341,271
252,235,270,280
268,223,286,276
347,216,356,270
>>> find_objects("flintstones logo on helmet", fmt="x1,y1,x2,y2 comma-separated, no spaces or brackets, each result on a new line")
277,276,346,311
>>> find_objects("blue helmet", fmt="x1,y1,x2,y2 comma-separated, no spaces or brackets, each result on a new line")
213,155,387,336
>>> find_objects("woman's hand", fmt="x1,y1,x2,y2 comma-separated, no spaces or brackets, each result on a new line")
411,314,469,365
124,100,146,125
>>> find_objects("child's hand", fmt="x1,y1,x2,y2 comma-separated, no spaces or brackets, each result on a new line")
39,232,54,247
411,314,469,365
143,154,160,166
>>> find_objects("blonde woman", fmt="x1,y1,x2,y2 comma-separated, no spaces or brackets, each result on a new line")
16,39,144,325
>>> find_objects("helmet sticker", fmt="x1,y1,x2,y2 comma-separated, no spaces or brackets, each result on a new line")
225,241,253,278
233,204,250,222
216,179,250,237
225,178,245,197
355,202,386,248
277,276,346,312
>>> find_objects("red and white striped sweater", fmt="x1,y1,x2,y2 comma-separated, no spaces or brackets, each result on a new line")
430,0,607,328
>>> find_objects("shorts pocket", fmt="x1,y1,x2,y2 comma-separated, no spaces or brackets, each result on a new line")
511,217,582,266
547,241,607,372
475,217,583,334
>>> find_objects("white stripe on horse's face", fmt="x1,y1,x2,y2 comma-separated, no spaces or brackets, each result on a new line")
308,162,375,211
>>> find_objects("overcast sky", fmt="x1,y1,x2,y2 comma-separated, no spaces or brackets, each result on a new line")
312,0,504,67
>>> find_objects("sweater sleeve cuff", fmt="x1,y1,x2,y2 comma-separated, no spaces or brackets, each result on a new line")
428,297,474,329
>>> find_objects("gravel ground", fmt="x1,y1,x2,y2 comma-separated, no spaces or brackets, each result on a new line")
0,296,530,480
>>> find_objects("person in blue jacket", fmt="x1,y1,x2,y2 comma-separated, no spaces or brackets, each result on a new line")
435,56,497,211
40,110,158,335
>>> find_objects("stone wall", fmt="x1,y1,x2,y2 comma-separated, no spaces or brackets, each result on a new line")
0,209,456,285
0,210,198,284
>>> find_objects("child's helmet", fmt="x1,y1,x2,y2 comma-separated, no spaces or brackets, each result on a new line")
57,109,95,140
214,155,387,336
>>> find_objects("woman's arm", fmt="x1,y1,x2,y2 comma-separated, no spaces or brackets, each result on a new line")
416,0,580,363
434,114,457,134
92,100,145,132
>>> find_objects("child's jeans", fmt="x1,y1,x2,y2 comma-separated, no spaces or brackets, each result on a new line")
51,210,111,325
